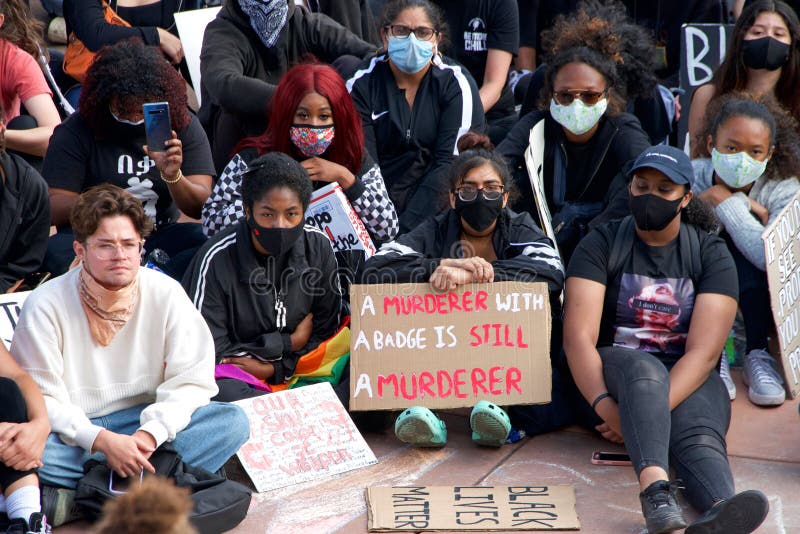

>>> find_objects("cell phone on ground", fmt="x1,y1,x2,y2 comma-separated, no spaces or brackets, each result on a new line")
591,451,632,466
143,102,171,152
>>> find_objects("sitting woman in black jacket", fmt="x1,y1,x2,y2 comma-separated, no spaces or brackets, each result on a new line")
497,45,650,264
360,133,564,447
183,152,342,402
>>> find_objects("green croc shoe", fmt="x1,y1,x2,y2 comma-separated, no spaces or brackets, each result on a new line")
394,406,447,447
470,400,511,447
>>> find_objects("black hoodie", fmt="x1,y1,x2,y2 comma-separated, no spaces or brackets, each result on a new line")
0,152,50,293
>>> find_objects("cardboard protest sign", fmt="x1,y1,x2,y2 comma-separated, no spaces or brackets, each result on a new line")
349,282,552,411
678,24,733,151
763,190,800,398
174,7,221,107
367,485,580,531
307,183,377,257
234,382,377,492
0,291,30,349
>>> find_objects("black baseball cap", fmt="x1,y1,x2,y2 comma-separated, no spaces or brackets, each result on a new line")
628,145,694,186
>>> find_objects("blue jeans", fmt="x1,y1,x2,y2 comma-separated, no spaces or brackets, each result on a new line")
39,402,250,489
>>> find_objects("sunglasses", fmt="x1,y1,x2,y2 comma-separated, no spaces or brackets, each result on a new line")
553,90,608,106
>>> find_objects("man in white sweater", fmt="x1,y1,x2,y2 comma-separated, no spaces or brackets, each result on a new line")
10,185,250,525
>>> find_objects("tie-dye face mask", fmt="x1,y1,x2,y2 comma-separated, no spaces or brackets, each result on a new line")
289,125,335,157
549,97,608,135
711,148,767,189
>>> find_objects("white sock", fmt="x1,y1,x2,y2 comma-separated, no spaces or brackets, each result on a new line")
5,485,40,521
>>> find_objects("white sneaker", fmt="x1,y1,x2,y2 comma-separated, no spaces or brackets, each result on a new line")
742,349,785,406
719,351,736,401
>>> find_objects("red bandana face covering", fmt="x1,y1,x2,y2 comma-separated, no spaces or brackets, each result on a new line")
289,124,335,157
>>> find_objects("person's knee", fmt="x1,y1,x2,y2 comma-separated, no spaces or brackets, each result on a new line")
210,402,250,447
7,114,38,131
624,355,670,384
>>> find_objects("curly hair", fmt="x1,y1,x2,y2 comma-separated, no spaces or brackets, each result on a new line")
0,0,47,60
71,184,153,242
79,39,189,138
241,152,313,212
692,92,800,182
682,195,720,233
542,46,623,113
236,62,364,173
540,0,658,103
711,0,800,120
93,476,196,534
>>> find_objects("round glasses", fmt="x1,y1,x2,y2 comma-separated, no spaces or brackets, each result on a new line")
454,185,505,202
385,24,438,41
88,241,144,260
553,90,608,106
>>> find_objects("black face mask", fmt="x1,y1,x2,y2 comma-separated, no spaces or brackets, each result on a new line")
629,193,684,231
454,196,503,232
247,217,303,257
742,36,790,71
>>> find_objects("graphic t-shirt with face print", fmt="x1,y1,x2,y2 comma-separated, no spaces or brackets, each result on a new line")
566,218,738,361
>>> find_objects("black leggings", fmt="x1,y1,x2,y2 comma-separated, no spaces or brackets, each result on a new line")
599,346,735,512
0,377,36,490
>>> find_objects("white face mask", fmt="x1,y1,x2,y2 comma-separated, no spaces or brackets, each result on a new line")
549,97,608,135
109,109,144,126
711,148,768,189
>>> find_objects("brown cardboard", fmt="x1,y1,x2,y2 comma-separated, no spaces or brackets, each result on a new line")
762,190,800,398
366,485,580,531
349,282,552,411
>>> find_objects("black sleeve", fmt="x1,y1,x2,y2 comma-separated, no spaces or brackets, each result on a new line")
347,68,380,164
278,235,343,383
306,12,375,61
565,226,611,286
0,163,50,293
497,111,539,170
517,0,539,48
487,0,520,54
589,171,629,229
178,116,216,177
493,219,564,293
613,113,651,168
697,233,739,300
200,19,276,117
358,217,442,283
182,238,291,366
64,0,159,51
41,119,89,193
400,65,485,230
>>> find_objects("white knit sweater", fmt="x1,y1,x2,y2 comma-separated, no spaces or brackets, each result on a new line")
10,267,218,452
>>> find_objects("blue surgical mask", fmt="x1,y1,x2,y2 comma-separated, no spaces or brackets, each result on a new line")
387,34,434,74
711,148,768,189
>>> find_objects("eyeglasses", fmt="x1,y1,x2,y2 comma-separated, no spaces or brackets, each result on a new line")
553,90,608,106
385,24,438,41
454,185,505,201
87,241,144,260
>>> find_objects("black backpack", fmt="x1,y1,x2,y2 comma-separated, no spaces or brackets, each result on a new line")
75,444,252,534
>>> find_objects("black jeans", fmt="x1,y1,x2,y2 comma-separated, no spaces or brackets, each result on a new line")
726,236,771,351
0,377,36,490
600,346,734,512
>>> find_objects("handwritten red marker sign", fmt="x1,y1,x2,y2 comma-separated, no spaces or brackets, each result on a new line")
349,282,552,411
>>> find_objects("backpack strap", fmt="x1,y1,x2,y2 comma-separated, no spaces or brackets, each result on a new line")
607,216,636,284
678,222,703,287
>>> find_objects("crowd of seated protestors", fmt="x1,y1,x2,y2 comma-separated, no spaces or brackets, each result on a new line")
3,0,800,532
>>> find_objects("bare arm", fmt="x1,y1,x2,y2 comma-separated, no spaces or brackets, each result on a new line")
4,94,61,158
480,49,514,112
49,187,79,227
145,132,211,218
668,292,737,409
688,84,716,156
515,47,536,72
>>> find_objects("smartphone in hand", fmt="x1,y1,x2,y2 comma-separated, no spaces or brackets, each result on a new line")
591,451,632,466
143,102,171,152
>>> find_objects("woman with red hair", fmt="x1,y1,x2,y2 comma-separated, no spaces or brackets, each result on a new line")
202,62,399,246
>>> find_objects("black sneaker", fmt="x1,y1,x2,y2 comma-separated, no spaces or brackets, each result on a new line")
6,512,51,534
40,486,81,527
639,480,687,534
685,490,769,534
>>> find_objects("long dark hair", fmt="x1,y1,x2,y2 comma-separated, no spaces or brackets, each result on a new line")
0,0,46,59
379,0,447,44
711,0,800,119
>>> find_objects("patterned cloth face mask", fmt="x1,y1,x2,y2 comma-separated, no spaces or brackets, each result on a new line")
289,124,335,157
711,148,768,189
549,97,608,135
